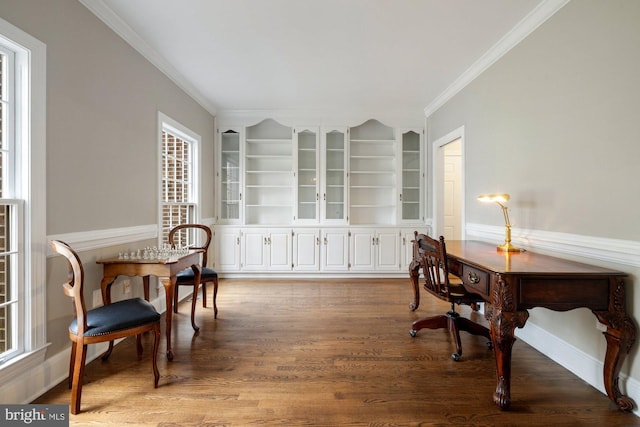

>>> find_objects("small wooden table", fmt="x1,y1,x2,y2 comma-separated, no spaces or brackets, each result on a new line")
409,239,636,411
97,251,201,360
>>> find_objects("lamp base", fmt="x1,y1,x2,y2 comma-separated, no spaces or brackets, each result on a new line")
497,242,525,252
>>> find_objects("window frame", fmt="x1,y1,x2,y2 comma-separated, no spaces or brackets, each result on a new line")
157,112,201,245
0,17,48,384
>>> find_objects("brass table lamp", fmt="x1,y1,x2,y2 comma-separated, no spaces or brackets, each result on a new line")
477,193,524,252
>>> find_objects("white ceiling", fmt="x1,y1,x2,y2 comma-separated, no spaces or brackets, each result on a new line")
84,0,563,120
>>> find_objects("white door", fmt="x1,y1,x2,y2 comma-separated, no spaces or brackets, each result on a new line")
376,230,400,271
268,231,292,271
443,139,462,240
242,230,268,270
293,229,320,271
321,229,349,271
433,128,465,239
349,229,376,271
215,228,241,271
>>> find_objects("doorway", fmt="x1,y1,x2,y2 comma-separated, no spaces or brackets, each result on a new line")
432,128,464,240
443,139,462,240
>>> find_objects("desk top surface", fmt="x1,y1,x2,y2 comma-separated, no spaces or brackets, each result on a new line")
444,240,625,276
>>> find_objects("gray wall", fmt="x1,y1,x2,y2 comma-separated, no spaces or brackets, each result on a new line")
428,0,640,381
0,0,215,357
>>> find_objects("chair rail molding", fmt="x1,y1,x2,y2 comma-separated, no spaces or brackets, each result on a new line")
47,224,157,255
465,223,640,268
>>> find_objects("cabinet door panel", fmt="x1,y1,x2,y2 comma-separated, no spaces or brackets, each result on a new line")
350,230,375,270
377,231,401,271
269,231,292,271
321,229,349,271
216,228,241,271
242,231,268,270
294,230,320,271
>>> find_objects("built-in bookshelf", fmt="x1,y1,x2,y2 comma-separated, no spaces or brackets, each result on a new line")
349,119,397,225
244,119,293,225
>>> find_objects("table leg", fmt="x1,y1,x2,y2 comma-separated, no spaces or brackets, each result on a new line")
487,275,529,410
143,275,150,301
593,277,637,411
100,275,117,360
409,259,421,311
160,276,176,361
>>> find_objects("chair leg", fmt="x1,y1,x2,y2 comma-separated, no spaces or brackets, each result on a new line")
212,277,219,319
70,343,88,415
151,324,160,387
68,341,77,389
201,281,207,308
136,334,143,359
447,313,464,359
190,282,200,331
101,340,114,361
410,314,449,334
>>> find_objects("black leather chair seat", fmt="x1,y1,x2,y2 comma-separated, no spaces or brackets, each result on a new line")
69,298,160,337
175,266,218,284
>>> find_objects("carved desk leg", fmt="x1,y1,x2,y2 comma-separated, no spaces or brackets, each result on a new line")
487,274,529,410
409,259,421,311
593,277,637,411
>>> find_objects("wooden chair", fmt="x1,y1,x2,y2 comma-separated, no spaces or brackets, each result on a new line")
169,224,219,331
50,240,161,415
409,233,492,361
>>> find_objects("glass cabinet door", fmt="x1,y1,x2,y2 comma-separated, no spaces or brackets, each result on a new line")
401,130,421,221
323,129,347,223
219,129,241,221
296,128,318,221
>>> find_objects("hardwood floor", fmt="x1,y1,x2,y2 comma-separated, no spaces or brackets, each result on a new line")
34,278,640,426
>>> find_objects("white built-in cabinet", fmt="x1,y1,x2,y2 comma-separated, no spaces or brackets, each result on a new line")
294,127,320,223
214,118,426,275
348,228,402,272
217,128,243,224
241,228,292,271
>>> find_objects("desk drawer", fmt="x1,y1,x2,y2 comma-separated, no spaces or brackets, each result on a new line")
461,265,489,295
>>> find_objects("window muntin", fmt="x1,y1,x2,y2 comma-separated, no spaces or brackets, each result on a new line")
159,116,200,245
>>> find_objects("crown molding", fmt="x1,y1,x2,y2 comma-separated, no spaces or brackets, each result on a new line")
424,0,570,118
79,0,218,116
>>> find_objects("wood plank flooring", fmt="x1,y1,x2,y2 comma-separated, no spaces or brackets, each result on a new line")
34,278,640,426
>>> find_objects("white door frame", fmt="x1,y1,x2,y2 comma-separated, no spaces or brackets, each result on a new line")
431,126,465,239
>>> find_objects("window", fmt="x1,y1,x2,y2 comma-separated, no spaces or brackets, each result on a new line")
158,113,200,245
0,17,47,382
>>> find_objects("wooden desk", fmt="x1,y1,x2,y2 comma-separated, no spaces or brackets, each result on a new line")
409,240,636,411
97,251,201,360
